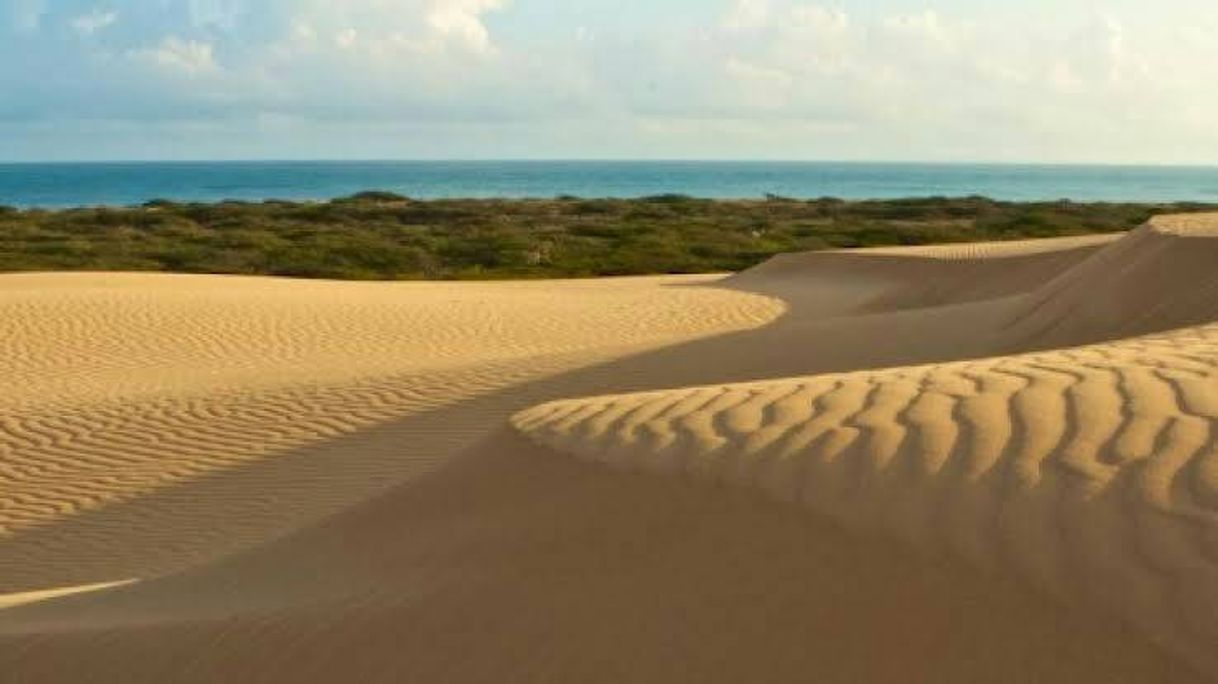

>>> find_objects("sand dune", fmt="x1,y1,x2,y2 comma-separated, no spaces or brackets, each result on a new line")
515,215,1218,676
0,274,783,586
3,216,1217,682
514,327,1218,675
728,232,1115,316
1007,217,1218,348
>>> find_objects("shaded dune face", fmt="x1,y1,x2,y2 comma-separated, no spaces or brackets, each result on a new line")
514,215,1218,677
1006,219,1218,349
725,233,1116,317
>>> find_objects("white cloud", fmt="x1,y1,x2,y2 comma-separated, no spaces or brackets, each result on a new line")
187,0,243,31
71,8,118,35
881,10,951,44
5,0,1218,162
334,27,358,49
724,57,795,109
425,0,505,55
132,36,218,75
290,20,317,43
268,0,507,60
722,0,770,30
790,5,848,34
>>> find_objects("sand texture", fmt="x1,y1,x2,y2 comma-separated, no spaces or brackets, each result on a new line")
2,215,1217,682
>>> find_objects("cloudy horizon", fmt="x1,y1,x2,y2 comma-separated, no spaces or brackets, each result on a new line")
4,0,1218,164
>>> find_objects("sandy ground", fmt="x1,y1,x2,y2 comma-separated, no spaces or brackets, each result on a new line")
1,217,1215,682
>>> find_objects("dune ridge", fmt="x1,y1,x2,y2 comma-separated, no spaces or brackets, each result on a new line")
727,232,1116,316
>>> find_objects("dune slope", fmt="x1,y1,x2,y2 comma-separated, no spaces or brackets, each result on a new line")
515,215,1218,676
0,274,784,587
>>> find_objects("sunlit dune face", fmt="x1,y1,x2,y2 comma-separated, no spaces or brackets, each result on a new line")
0,273,782,585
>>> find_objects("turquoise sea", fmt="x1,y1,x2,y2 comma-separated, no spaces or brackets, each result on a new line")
3,161,1218,208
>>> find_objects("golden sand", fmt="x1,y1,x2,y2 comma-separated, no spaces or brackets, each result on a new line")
2,216,1216,682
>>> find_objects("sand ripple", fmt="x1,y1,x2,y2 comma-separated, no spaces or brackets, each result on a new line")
0,274,782,585
515,217,1218,677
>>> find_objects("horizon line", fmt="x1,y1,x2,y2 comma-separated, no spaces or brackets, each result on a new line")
3,159,1218,170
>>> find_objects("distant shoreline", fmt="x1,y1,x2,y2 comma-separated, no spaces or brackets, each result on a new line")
3,194,1215,281
9,191,1215,212
5,160,1218,209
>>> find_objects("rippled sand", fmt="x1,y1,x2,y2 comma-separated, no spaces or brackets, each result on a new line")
2,216,1216,682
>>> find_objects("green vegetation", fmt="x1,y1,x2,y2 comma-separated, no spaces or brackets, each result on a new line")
0,194,1212,280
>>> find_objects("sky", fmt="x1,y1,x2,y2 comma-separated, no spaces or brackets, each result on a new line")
3,0,1218,163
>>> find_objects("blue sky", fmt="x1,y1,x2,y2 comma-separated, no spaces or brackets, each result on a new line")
3,0,1218,163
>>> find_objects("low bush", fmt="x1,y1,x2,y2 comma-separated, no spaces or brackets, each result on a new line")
0,196,1207,280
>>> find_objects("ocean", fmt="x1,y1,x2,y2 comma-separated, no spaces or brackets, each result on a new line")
3,161,1218,208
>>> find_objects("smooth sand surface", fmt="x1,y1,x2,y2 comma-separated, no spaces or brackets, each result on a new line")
2,216,1216,682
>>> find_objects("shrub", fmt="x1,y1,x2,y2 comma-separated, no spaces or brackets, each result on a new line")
341,190,409,203
0,195,1208,280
